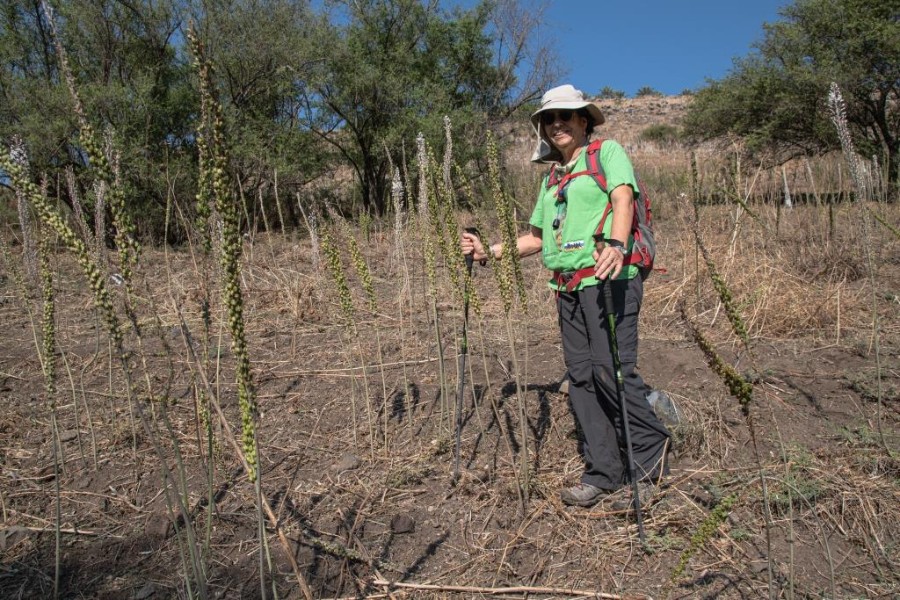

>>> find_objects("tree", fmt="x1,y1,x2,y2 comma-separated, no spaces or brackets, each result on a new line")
304,0,554,214
193,0,324,227
0,0,195,240
684,0,900,194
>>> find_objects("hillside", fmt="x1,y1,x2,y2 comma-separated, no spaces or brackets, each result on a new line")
1,94,898,600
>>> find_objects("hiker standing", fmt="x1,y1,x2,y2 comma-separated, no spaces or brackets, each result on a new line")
460,84,671,508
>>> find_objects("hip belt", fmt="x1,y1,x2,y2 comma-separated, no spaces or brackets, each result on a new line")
553,267,597,293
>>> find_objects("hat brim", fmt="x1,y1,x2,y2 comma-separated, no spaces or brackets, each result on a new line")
530,101,605,164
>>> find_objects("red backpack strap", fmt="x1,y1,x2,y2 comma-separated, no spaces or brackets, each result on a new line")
546,167,559,189
584,138,608,192
546,139,607,193
590,139,643,266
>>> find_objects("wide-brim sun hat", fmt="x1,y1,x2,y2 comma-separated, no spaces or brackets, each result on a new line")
530,84,605,163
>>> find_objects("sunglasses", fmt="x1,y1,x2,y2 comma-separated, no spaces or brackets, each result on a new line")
540,109,577,126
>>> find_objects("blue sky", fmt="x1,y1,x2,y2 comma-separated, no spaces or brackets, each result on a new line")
525,0,791,97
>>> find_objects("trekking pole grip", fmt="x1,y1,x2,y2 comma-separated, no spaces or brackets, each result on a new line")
463,226,480,271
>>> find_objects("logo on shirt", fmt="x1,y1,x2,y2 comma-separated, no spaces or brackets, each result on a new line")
562,240,585,252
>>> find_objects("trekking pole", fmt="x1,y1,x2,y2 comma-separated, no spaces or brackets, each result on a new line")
600,279,647,545
453,227,479,483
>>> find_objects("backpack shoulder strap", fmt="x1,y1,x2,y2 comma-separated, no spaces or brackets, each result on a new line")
545,166,558,189
584,138,608,193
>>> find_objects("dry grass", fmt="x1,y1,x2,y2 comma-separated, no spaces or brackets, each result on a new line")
2,88,899,598
2,189,898,598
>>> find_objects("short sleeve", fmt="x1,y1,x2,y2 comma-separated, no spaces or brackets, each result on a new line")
529,177,547,229
600,140,640,199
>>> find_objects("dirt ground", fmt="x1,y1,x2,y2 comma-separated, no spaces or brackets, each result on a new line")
1,200,899,600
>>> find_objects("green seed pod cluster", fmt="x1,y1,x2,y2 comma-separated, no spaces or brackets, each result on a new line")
101,143,140,289
415,138,438,295
320,226,355,326
451,164,483,318
198,391,223,463
670,494,737,583
425,146,464,304
195,131,214,255
190,26,259,480
341,218,377,315
44,2,140,283
486,132,528,315
681,304,752,417
690,218,750,348
39,229,56,399
359,211,372,244
1,153,122,347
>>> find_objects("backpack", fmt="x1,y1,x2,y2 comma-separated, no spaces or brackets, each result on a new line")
546,138,656,278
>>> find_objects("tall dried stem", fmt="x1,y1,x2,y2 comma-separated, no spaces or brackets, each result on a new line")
827,82,890,455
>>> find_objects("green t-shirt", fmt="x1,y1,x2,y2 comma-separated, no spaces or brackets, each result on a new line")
529,139,640,290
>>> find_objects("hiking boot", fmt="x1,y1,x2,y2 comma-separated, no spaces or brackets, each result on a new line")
560,483,611,507
610,481,661,511
647,390,681,429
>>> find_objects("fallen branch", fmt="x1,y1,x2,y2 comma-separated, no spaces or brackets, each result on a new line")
369,579,652,599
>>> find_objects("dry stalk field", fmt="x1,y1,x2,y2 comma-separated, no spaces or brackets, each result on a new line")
1,95,899,600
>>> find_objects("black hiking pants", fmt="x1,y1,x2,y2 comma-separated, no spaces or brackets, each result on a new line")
557,276,671,491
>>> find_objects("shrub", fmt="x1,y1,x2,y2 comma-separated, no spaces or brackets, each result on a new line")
636,86,664,98
597,86,626,100
640,124,682,144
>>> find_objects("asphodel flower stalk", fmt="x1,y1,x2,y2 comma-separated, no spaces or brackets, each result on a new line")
442,115,453,190
486,132,528,314
12,138,38,285
391,167,405,270
827,83,863,198
39,230,56,399
416,136,438,295
689,211,751,350
485,131,530,508
189,26,258,480
321,226,355,326
680,304,752,417
1,153,122,348
426,145,465,304
41,2,139,285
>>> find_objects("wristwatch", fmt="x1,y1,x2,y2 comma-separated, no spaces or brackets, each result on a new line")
593,234,631,256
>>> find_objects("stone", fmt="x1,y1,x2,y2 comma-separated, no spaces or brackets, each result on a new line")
390,514,415,534
335,453,361,472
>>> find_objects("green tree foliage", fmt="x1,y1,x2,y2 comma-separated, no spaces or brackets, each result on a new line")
0,0,195,241
195,0,324,226
1,0,554,238
640,124,682,144
305,0,547,214
684,0,900,192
